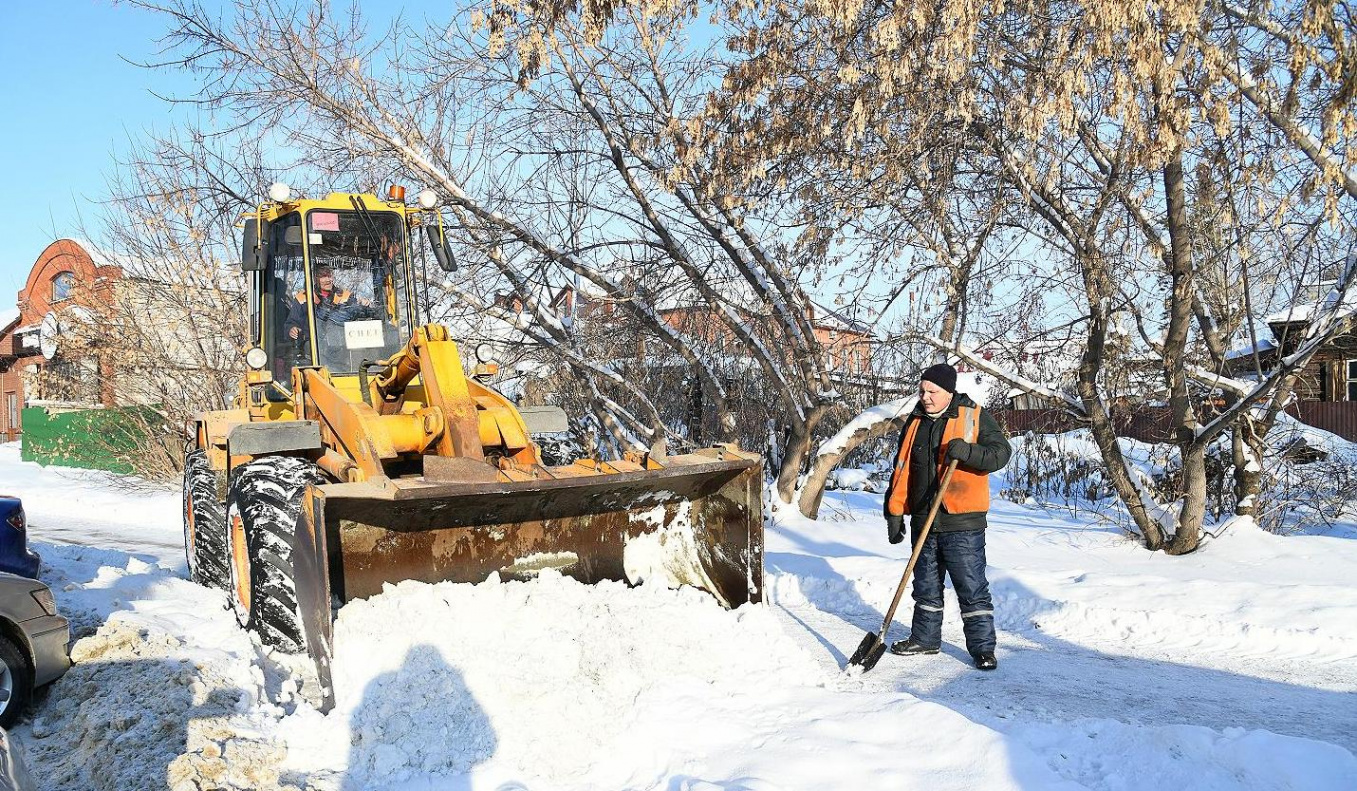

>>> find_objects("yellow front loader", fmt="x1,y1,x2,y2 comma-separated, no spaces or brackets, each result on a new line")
182,187,763,707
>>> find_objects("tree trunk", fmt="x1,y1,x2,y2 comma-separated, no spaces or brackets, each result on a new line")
1166,443,1208,554
1078,376,1167,549
936,262,962,357
1231,421,1264,519
1160,152,1205,554
775,406,825,504
795,401,912,518
1231,375,1300,521
1075,249,1167,549
688,374,705,447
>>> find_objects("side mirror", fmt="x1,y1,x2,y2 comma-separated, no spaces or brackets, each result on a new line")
425,225,457,272
241,218,269,272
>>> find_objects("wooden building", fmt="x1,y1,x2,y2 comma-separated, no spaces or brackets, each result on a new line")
1227,308,1357,402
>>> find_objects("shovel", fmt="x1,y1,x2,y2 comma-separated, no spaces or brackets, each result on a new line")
847,459,959,672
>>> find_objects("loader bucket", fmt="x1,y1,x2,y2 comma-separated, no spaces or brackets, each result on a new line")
293,451,764,708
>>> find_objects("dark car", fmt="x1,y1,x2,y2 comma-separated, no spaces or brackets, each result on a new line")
0,572,69,728
0,500,37,581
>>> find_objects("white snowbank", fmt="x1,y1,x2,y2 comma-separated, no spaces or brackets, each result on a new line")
1013,719,1357,791
827,467,876,491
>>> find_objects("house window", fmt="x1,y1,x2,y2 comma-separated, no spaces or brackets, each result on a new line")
52,271,75,302
1348,361,1357,401
5,393,15,431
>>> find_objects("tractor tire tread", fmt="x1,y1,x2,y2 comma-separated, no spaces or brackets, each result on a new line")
183,450,229,591
225,456,328,653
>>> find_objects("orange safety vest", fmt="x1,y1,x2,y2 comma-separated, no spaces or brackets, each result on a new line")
295,288,352,305
885,404,990,517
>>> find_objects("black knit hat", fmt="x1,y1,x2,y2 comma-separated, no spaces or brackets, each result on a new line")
920,363,958,394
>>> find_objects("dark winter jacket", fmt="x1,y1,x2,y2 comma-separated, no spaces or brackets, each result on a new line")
286,288,372,332
884,393,1012,533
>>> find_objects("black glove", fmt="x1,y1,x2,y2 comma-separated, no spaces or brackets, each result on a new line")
945,438,971,464
886,514,906,544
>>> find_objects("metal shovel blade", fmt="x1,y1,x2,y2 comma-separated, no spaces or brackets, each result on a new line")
848,631,887,671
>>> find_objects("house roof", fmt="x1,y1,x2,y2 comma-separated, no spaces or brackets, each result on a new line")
1265,268,1357,326
1265,303,1320,324
809,300,872,336
1225,338,1277,361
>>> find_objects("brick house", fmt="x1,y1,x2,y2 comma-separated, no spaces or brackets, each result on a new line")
532,285,874,376
0,239,122,442
0,309,21,442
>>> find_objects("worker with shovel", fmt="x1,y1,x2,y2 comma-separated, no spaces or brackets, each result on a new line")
883,363,1011,670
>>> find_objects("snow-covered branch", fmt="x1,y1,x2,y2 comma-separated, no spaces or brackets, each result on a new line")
918,334,1086,415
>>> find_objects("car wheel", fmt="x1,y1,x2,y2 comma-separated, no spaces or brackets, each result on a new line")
0,636,34,729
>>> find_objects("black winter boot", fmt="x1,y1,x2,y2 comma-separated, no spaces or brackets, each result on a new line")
889,638,941,656
973,652,997,670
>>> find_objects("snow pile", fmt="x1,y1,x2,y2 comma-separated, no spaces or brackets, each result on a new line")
998,422,1357,535
826,466,878,491
25,618,281,791
278,572,824,788
19,545,297,791
998,430,1172,511
621,500,726,599
1014,720,1357,791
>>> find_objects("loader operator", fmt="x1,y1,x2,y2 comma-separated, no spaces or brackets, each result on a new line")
285,266,376,361
883,363,1011,671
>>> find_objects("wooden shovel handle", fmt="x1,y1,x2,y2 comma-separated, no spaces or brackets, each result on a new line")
876,459,960,637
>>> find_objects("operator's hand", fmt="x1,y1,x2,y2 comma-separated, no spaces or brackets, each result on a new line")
945,438,971,464
886,514,905,545
289,326,300,340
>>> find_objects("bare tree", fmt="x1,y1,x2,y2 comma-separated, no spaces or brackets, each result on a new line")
35,129,281,479
131,0,916,508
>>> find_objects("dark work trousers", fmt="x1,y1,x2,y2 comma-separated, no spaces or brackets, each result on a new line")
908,527,996,655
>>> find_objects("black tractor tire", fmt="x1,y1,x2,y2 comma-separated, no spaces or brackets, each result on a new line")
183,449,229,590
0,635,34,729
225,456,328,653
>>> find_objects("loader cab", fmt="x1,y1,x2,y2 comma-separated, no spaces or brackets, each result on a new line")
254,200,415,389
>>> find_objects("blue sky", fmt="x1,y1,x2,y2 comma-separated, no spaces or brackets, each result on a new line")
0,1,485,303
0,0,198,297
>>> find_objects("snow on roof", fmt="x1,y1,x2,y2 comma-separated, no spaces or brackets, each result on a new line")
1266,276,1357,325
60,237,242,283
1265,303,1318,324
810,300,872,335
0,308,18,331
56,237,122,270
1225,338,1277,360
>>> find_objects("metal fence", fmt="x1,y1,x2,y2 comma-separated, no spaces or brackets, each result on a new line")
995,402,1357,443
1287,402,1357,441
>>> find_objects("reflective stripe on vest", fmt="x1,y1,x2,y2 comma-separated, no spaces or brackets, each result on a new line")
885,404,990,517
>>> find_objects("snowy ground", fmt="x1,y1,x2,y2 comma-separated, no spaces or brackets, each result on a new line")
1,440,1354,790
